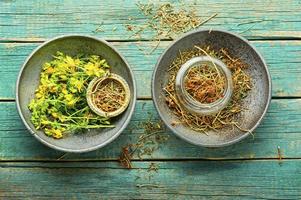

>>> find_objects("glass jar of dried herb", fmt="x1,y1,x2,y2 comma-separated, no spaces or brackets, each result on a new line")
175,56,233,115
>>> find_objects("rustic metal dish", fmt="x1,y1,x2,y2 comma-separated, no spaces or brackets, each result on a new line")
152,29,271,147
16,35,136,153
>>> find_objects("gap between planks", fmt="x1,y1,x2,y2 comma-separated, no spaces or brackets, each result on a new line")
0,157,299,163
1,37,301,43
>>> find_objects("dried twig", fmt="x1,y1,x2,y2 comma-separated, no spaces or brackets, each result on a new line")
277,146,282,161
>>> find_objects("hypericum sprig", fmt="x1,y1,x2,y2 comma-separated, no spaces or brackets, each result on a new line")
28,52,113,139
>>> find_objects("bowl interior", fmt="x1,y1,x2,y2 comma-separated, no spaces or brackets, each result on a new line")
17,35,136,152
152,30,271,147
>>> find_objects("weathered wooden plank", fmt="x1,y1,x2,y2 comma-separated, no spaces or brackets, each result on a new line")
0,0,301,41
0,160,300,199
0,99,301,160
1,40,301,99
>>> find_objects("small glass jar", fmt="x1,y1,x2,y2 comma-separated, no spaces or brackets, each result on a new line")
175,56,233,115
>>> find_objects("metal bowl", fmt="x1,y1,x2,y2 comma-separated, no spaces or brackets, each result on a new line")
152,29,271,147
16,35,136,153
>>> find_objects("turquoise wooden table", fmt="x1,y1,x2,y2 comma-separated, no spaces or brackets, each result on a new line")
1,0,301,199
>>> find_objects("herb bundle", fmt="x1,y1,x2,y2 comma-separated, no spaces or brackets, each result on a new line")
164,46,252,133
28,52,114,139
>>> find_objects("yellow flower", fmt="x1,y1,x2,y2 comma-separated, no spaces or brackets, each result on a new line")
84,62,105,77
44,128,52,136
74,58,81,66
48,83,59,93
28,99,36,110
52,129,63,139
64,94,79,107
40,73,50,85
51,112,59,118
69,77,85,92
66,98,79,107
42,62,51,70
61,85,68,95
58,62,68,70
35,85,47,99
41,118,50,126
65,56,80,66
58,115,67,122
64,56,80,72
59,74,68,81
45,67,55,74
65,56,75,66
44,128,64,139
84,62,97,76
69,87,77,94
64,94,74,102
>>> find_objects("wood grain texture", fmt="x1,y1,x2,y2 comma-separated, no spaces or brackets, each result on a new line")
1,99,300,161
1,1,301,198
1,40,301,99
1,0,301,41
1,160,300,199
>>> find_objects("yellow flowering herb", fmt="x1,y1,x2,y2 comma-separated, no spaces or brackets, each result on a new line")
28,52,114,139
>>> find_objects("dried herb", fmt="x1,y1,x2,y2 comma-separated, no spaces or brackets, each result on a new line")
164,46,252,133
148,162,159,172
133,2,217,39
119,146,133,169
119,119,169,169
28,52,113,139
125,2,217,54
93,22,105,33
92,79,126,112
184,64,226,104
277,146,282,161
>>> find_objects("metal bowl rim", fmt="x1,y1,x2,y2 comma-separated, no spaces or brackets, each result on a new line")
16,34,137,153
151,28,272,147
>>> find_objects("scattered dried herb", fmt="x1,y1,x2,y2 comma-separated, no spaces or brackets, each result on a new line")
125,24,134,31
164,46,252,133
148,162,159,172
133,2,217,39
28,52,113,139
277,146,282,161
92,79,126,112
119,118,169,169
57,153,69,160
184,64,226,104
119,146,133,169
93,22,105,33
125,2,217,54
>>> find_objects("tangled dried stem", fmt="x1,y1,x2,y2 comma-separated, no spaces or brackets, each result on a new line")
134,3,217,39
184,64,226,104
92,79,126,113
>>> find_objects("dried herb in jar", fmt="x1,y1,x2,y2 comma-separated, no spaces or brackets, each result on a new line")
184,64,226,104
164,46,252,133
92,79,126,113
